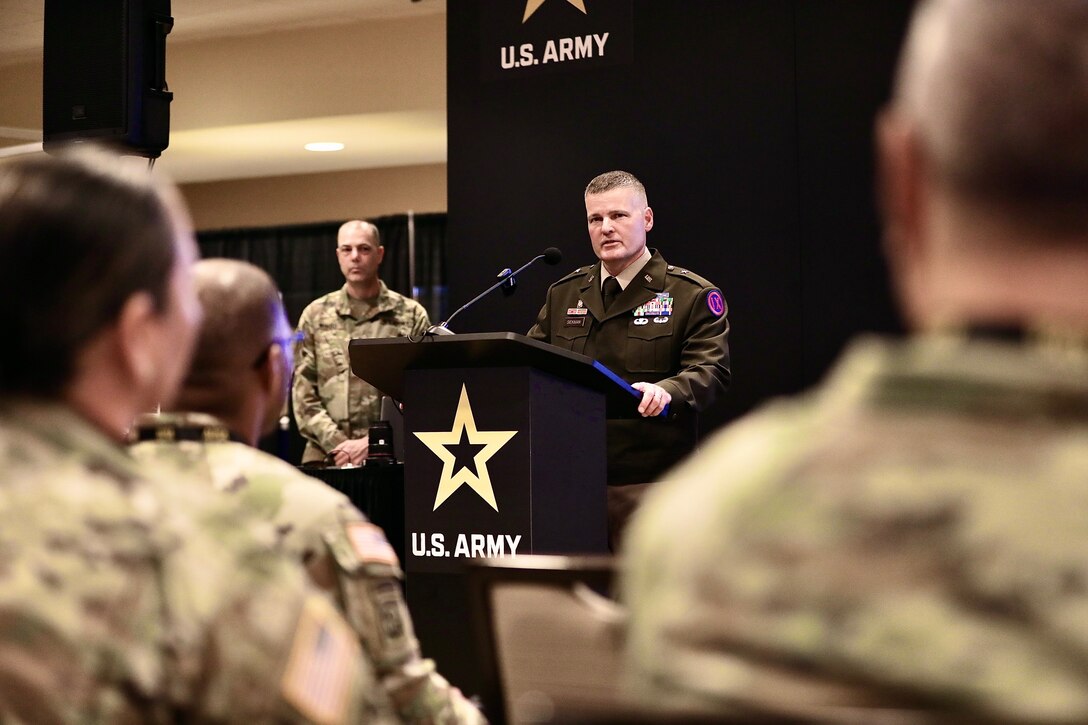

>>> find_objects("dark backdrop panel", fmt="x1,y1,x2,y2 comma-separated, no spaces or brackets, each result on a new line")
448,0,911,431
795,1,911,387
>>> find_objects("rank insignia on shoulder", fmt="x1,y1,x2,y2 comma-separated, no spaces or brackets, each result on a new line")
566,307,588,316
644,274,653,283
707,289,726,317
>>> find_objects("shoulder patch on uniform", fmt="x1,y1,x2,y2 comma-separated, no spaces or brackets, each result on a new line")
707,289,726,317
346,521,400,567
281,595,361,725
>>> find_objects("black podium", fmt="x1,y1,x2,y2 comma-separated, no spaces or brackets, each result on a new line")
349,332,641,699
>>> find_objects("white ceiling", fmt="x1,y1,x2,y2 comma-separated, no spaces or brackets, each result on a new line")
0,0,447,183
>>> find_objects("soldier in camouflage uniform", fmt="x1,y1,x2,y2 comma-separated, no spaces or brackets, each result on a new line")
131,259,485,725
0,150,393,723
622,0,1088,721
294,220,430,466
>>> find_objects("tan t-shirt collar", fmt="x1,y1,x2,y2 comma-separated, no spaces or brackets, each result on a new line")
601,246,652,291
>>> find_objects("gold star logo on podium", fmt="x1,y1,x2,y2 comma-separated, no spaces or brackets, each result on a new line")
524,0,587,23
414,384,518,511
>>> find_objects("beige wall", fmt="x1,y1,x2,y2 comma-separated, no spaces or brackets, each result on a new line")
0,12,447,227
0,61,40,134
167,14,445,130
0,13,445,133
181,162,446,230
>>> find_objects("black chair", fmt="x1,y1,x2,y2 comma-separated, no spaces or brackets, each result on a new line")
467,555,624,724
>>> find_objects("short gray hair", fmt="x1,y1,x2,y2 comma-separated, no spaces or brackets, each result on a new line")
892,0,1088,231
585,170,648,205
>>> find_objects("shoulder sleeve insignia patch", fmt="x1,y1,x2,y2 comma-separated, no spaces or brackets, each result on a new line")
707,289,726,317
281,595,361,725
346,521,400,567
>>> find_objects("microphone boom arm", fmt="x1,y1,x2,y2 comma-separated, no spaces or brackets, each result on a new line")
429,249,559,335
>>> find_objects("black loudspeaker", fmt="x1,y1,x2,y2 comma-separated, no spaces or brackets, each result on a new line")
43,0,173,158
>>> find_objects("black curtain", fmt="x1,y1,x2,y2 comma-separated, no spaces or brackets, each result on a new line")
196,212,447,326
194,213,447,463
374,212,448,326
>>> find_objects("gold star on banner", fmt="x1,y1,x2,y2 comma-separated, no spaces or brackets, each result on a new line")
523,0,587,23
414,384,517,511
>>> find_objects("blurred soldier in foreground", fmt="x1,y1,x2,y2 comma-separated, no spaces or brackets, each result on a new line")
131,258,485,725
622,0,1088,720
0,150,393,723
293,220,430,466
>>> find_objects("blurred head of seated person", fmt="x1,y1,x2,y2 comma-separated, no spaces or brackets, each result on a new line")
172,257,296,447
129,258,486,725
0,150,396,722
0,149,201,432
620,0,1088,721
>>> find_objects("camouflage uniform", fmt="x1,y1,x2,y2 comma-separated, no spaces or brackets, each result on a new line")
294,283,430,464
131,412,486,725
622,333,1088,721
0,402,394,724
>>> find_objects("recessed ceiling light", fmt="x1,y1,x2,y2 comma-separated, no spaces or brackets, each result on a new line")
304,142,344,152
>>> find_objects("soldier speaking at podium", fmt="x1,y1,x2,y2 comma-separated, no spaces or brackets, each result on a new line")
528,170,731,545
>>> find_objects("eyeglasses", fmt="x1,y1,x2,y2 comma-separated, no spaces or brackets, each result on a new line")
252,331,305,369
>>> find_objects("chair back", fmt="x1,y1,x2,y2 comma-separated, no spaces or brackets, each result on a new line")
467,554,622,724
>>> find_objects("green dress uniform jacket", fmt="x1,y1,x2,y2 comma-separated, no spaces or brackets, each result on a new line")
528,249,730,486
294,283,430,464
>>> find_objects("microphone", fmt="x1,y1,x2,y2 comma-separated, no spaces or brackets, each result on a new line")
541,247,563,265
497,268,517,297
428,247,562,335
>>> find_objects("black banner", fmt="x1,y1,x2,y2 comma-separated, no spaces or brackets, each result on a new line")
480,0,633,81
405,369,528,574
